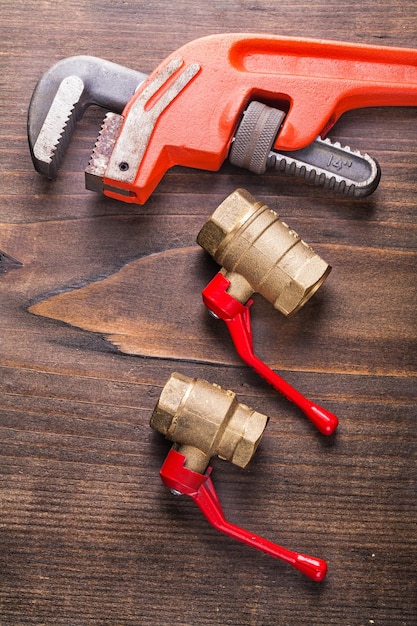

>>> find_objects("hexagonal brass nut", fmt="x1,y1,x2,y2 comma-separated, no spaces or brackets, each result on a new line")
197,188,262,258
150,372,191,436
226,405,269,469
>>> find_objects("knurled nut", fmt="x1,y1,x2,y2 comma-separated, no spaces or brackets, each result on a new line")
229,101,285,175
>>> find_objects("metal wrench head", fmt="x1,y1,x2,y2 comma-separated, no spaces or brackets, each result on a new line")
27,55,147,178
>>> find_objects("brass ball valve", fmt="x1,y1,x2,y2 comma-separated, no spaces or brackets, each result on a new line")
151,372,327,581
197,187,330,316
151,371,268,474
197,188,339,436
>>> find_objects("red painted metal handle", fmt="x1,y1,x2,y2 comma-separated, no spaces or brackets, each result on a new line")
202,273,338,436
160,449,327,581
104,33,417,203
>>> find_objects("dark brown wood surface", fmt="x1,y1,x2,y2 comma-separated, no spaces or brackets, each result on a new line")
1,2,416,624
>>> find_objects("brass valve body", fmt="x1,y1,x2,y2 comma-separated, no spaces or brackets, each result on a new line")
197,188,331,315
150,372,269,474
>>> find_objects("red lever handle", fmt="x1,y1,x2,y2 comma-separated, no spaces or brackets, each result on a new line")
202,273,338,436
160,449,327,581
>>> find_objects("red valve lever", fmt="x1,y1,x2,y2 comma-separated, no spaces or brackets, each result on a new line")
160,449,327,582
202,273,338,436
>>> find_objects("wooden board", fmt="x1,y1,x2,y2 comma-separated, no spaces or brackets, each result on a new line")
1,2,416,624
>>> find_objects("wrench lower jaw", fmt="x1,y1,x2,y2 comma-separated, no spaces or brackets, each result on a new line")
85,112,124,195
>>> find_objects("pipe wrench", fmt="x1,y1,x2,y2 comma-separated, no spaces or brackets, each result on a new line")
28,34,417,204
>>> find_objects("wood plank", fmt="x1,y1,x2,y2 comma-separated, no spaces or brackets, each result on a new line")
1,1,416,624
26,245,416,375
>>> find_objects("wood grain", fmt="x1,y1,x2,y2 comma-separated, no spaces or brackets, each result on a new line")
28,245,416,375
1,1,416,625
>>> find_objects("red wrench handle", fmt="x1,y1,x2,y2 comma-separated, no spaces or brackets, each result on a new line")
104,33,417,203
160,449,327,582
202,273,338,436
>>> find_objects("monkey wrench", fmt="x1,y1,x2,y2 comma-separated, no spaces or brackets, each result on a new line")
28,34,417,203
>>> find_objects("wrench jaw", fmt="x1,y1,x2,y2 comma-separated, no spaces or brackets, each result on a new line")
86,57,203,204
29,75,87,179
27,55,147,180
85,112,125,195
85,112,146,201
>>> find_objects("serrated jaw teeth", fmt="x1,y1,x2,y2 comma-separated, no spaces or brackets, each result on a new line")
32,76,85,178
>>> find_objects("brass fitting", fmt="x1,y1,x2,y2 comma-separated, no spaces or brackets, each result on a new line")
197,188,331,315
150,372,269,474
